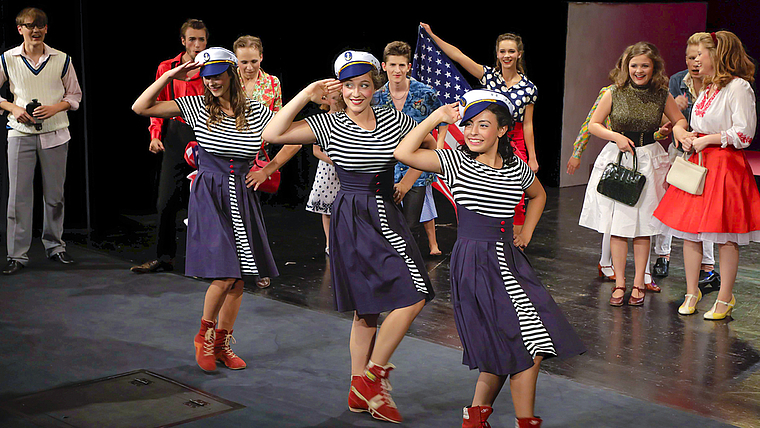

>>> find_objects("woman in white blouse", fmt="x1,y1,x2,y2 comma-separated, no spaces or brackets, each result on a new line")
653,31,760,319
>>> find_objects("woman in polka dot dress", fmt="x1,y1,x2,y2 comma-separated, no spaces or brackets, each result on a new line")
306,93,344,255
421,23,538,230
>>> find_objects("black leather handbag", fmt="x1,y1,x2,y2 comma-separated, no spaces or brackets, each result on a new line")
596,148,646,206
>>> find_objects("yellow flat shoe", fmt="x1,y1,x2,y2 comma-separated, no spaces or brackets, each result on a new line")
704,295,735,320
678,290,702,315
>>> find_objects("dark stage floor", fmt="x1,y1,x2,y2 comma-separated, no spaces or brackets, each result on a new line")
2,185,759,427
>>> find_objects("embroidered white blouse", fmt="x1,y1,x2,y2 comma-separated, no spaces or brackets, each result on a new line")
690,77,756,149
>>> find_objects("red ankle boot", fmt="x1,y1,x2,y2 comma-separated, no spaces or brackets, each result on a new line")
351,361,402,423
214,329,246,370
348,375,368,413
516,416,543,427
194,319,216,372
463,405,493,427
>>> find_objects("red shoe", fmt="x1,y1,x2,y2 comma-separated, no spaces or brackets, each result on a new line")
516,416,543,427
348,375,368,413
194,319,217,372
463,406,493,428
598,264,615,280
351,361,402,423
214,329,247,370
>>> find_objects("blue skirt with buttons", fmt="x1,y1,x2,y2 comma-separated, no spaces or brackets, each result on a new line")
451,206,585,376
329,166,434,315
185,145,279,280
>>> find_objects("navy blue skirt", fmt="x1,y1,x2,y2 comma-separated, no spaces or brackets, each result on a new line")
185,145,278,280
451,206,585,376
329,166,434,315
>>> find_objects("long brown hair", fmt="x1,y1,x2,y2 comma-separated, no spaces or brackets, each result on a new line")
609,41,669,92
494,33,526,74
695,31,755,89
205,66,250,132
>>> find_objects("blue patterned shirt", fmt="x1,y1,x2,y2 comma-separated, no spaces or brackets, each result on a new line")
374,77,443,186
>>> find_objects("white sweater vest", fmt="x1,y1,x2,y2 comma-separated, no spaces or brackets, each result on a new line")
2,47,71,134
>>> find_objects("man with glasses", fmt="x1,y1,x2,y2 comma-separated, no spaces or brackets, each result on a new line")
0,7,82,275
130,19,208,274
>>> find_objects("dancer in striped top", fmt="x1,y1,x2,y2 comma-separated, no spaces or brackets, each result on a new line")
395,90,585,428
263,50,435,424
133,47,279,373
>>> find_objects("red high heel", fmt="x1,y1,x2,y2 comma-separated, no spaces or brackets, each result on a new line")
598,264,616,280
609,284,626,306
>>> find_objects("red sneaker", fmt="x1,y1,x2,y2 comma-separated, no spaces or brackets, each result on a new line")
194,319,216,372
351,361,402,423
463,406,493,428
348,375,368,413
214,329,247,370
516,417,543,428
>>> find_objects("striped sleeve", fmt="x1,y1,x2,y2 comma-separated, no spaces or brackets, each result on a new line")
174,95,203,129
434,148,462,185
249,99,275,128
516,157,536,190
304,112,333,151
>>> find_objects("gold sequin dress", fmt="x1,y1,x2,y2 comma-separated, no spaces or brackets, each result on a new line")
579,83,671,238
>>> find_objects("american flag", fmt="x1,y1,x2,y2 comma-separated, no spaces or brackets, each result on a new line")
412,25,472,212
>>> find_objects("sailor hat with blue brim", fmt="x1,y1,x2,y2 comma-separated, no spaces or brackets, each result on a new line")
334,50,381,80
458,89,515,124
196,47,238,77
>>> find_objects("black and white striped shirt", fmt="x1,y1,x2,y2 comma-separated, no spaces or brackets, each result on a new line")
175,96,274,159
436,149,535,218
305,106,416,173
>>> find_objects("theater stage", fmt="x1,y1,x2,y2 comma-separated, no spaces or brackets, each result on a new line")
1,186,758,427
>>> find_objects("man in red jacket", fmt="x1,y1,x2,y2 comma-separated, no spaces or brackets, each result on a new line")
131,19,208,273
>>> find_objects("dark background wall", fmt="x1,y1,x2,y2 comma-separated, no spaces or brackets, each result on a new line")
1,1,758,243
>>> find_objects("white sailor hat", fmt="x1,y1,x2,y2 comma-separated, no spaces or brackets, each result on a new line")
334,50,381,80
458,89,515,124
196,47,238,77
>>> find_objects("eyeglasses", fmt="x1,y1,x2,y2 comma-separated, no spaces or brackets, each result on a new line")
19,22,46,30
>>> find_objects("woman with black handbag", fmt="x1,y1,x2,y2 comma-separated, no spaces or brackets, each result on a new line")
579,42,688,306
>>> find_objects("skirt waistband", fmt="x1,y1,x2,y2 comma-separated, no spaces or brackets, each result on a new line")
196,145,251,177
457,205,514,241
335,166,394,198
621,131,657,147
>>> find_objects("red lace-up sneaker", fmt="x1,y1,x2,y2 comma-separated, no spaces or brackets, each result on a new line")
351,361,402,423
515,416,543,428
348,375,369,413
194,319,216,372
214,329,246,370
463,406,493,427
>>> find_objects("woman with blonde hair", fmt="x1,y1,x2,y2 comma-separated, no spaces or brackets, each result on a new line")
579,41,688,306
653,31,760,319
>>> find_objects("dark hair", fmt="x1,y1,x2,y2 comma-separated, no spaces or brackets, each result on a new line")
180,19,208,39
383,41,412,63
457,104,516,166
16,7,47,27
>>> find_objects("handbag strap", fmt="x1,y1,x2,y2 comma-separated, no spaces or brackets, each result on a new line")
682,150,703,166
616,146,638,172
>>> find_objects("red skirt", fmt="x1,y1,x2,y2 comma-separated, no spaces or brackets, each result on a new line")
653,146,760,241
509,122,527,226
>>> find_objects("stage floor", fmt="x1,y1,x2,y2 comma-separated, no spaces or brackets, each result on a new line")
2,185,759,427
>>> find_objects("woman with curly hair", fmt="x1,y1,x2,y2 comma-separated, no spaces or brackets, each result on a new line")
579,42,688,306
653,31,759,319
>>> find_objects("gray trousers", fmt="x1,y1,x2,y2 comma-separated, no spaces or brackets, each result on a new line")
6,135,68,263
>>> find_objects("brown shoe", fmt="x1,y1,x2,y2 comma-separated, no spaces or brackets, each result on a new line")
130,259,173,274
628,284,646,306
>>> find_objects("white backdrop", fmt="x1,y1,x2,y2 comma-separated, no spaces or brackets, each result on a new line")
560,2,708,187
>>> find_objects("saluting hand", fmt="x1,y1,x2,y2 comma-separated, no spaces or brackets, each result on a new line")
164,61,201,81
305,79,342,106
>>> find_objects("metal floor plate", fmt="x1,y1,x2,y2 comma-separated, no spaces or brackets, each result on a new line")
1,370,244,428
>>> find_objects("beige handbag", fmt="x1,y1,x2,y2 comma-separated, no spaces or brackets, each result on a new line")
666,151,707,195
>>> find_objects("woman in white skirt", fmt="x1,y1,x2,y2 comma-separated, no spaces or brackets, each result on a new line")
579,42,688,306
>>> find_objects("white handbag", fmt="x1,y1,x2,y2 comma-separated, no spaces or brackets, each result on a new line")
666,151,708,195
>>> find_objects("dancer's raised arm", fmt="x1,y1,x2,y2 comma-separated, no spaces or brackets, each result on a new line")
132,61,200,118
262,79,342,145
395,102,459,173
420,23,484,79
